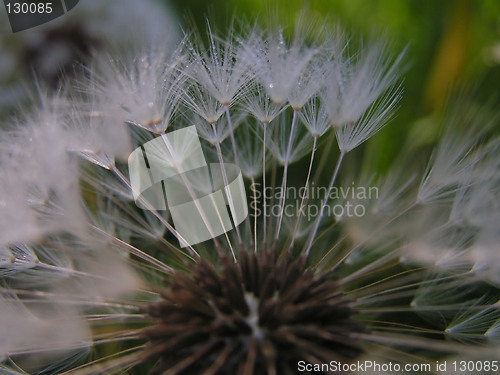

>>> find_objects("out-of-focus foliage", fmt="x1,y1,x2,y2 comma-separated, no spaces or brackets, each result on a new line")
168,0,500,171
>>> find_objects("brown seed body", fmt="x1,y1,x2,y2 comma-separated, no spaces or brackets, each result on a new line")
144,251,366,375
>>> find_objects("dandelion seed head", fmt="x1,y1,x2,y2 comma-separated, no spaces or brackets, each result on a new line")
143,251,365,374
0,14,499,375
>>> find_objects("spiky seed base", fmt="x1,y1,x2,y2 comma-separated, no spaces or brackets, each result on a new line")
143,251,366,375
